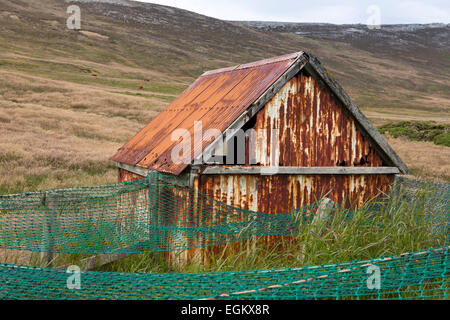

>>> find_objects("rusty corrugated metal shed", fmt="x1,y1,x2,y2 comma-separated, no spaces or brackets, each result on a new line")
112,52,410,175
111,52,304,175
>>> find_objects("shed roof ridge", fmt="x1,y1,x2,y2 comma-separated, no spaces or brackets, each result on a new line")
201,51,304,77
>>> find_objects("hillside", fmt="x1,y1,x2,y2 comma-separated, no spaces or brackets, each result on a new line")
232,20,450,119
0,0,449,194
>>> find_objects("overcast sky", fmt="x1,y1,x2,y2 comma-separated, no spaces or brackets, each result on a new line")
140,0,450,24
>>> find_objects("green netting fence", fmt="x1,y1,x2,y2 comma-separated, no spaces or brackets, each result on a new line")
0,172,308,255
0,173,448,300
1,246,447,300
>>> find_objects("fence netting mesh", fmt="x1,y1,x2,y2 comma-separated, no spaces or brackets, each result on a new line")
0,173,448,300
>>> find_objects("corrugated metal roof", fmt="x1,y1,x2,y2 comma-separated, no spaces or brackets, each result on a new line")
111,52,304,175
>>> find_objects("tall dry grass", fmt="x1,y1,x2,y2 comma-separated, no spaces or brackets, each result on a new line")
0,70,176,194
385,135,450,182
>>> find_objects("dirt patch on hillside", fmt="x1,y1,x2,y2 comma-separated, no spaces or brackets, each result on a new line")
80,30,109,40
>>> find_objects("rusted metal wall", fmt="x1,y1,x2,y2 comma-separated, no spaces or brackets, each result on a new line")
198,174,394,213
192,173,394,264
187,174,395,265
196,69,392,211
162,185,201,266
118,168,145,182
243,71,384,167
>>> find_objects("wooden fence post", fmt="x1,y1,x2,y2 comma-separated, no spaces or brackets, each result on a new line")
299,197,335,264
312,197,334,228
40,192,57,267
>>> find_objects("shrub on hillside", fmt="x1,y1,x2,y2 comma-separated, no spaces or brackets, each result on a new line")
378,121,449,147
434,132,450,147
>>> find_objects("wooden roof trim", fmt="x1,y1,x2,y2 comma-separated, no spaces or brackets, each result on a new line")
199,166,400,175
201,52,304,77
117,162,149,177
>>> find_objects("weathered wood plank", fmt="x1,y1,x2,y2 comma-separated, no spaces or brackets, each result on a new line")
58,241,151,270
78,253,132,270
117,162,148,177
40,192,57,267
200,166,400,175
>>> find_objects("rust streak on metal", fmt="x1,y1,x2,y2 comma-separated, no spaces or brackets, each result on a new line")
193,174,394,261
240,71,384,168
199,174,394,214
118,168,145,182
